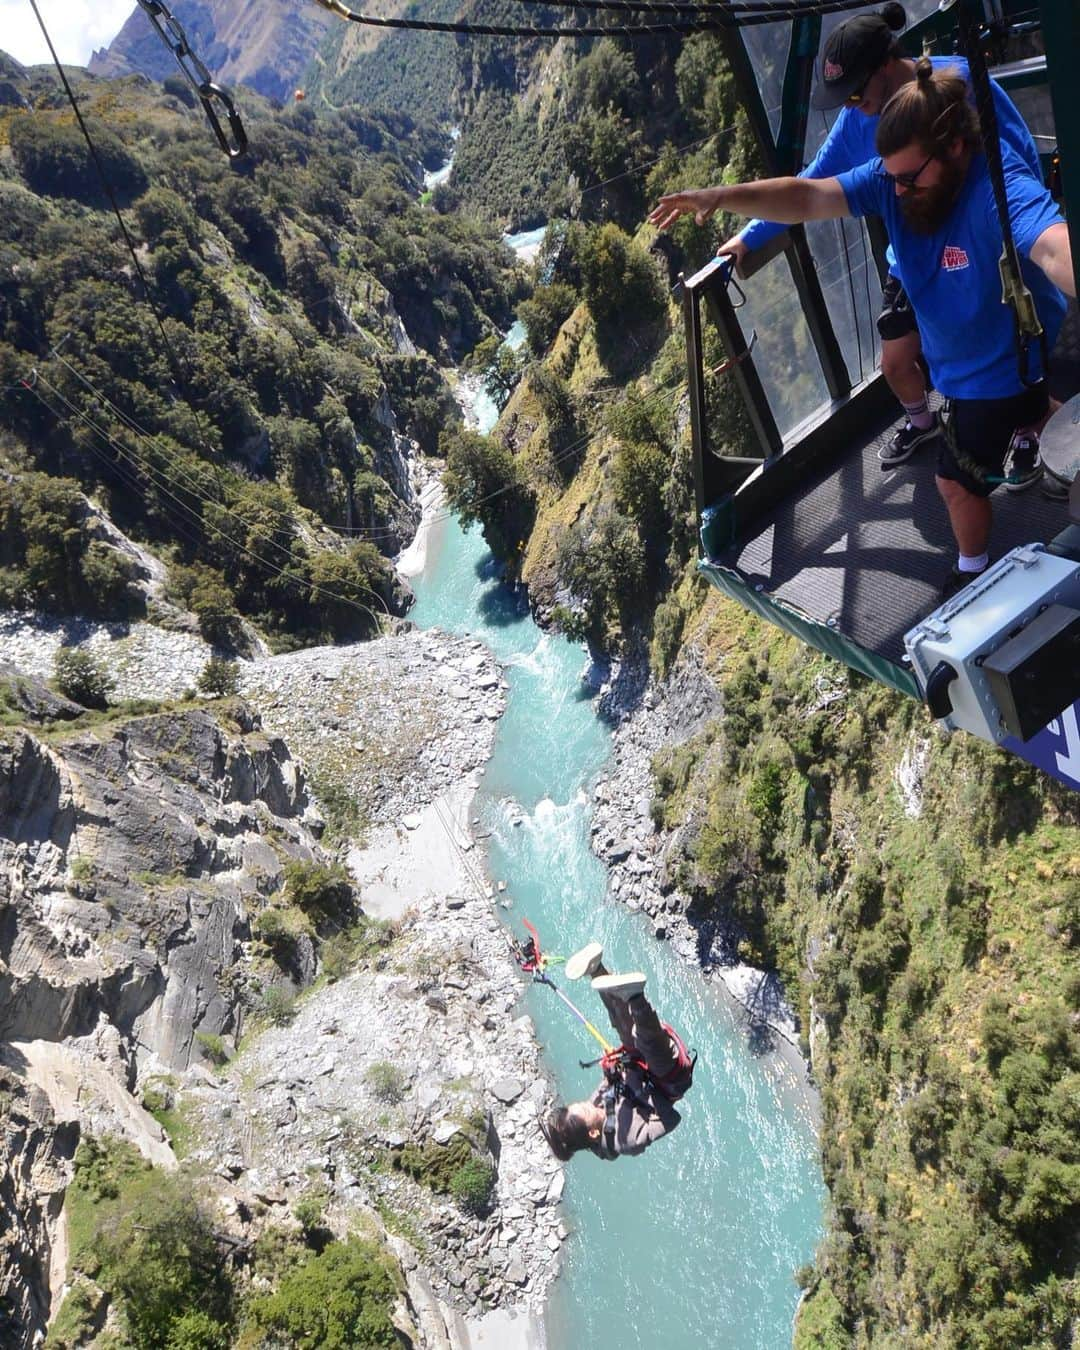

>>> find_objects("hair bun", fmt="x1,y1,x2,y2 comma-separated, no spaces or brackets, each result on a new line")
881,2,907,32
914,53,934,82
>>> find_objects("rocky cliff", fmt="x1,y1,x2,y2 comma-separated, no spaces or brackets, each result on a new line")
0,625,556,1349
88,0,335,103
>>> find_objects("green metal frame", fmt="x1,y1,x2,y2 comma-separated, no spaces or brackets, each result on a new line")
699,561,921,697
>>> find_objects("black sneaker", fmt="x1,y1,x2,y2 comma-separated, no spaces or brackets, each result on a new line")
940,562,988,600
878,416,941,468
1004,431,1043,492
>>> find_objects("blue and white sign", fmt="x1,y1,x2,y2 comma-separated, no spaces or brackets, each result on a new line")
1005,701,1080,791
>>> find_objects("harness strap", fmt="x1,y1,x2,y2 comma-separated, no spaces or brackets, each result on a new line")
602,1078,620,1154
956,0,1047,388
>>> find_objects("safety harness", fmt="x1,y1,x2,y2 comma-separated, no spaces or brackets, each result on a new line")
956,0,1048,389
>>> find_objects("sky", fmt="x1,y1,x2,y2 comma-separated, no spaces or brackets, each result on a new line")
0,0,133,68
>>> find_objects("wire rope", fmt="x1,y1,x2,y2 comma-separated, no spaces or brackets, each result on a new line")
307,0,873,40
37,365,389,580
48,348,406,543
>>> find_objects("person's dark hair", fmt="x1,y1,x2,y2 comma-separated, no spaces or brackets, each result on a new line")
544,1106,595,1160
880,2,907,60
876,55,980,160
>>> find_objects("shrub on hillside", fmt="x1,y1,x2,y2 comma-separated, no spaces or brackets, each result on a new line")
282,859,355,927
10,116,147,204
162,75,197,109
0,475,141,619
196,657,240,698
578,223,664,335
53,647,112,710
364,1061,406,1104
80,541,140,616
168,564,243,649
306,544,388,642
449,1157,496,1215
442,428,535,568
649,596,685,680
67,1137,232,1348
243,1238,399,1349
517,283,578,357
552,506,646,644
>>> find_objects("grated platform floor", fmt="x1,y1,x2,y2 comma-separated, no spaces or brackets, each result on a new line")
715,305,1080,668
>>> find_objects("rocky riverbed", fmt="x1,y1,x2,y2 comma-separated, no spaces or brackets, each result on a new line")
0,612,556,1348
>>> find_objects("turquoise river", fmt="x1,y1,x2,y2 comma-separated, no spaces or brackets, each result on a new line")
408,508,825,1348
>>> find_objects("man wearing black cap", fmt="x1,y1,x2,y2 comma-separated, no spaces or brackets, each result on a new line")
716,4,1043,480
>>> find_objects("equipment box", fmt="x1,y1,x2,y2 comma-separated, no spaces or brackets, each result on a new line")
904,545,1080,743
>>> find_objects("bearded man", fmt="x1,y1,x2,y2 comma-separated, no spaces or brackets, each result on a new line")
717,3,1042,475
649,59,1074,597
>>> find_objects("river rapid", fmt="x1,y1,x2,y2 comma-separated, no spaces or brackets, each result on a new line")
408,523,824,1346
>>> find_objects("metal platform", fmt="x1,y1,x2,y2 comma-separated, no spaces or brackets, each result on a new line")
707,303,1080,677
711,411,1075,672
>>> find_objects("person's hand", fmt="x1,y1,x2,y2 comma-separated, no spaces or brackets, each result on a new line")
716,234,749,268
648,187,723,233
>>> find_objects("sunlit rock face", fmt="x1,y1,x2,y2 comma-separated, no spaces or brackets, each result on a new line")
88,0,334,103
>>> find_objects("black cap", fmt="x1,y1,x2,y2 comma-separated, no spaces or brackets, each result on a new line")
811,11,900,110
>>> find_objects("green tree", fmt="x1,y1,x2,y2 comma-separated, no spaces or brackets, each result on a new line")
53,646,112,709
517,283,578,357
244,1238,400,1349
196,657,240,698
554,506,647,644
441,428,535,568
283,859,356,927
578,223,665,342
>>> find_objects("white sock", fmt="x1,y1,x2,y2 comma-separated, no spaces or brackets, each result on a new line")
901,396,933,431
957,552,988,574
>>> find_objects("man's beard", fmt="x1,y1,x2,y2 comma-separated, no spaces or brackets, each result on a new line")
900,158,966,234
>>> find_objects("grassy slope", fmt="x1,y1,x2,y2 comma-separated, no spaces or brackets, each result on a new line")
650,585,1080,1348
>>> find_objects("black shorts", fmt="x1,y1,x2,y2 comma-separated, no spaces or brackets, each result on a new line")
877,274,919,342
937,384,1049,497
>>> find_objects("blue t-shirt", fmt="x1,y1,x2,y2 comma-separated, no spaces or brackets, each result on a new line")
838,147,1066,399
737,56,1041,259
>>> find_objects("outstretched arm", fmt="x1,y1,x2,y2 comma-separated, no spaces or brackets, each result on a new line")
648,176,850,233
1030,222,1077,299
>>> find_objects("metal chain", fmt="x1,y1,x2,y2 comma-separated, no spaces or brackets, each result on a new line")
134,0,247,157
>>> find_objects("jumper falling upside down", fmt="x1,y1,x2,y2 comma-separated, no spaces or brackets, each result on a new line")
542,943,695,1161
650,60,1077,600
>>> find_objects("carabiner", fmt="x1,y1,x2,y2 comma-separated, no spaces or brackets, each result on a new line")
134,0,247,158
199,83,248,159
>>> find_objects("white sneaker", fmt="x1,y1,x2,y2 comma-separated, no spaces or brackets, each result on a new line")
591,972,646,1001
564,942,603,980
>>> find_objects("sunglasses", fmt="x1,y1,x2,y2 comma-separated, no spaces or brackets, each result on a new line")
877,150,937,191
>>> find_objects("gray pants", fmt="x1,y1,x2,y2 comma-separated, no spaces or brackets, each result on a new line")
597,986,682,1082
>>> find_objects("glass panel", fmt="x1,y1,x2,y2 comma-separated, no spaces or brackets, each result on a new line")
730,251,831,440
1009,84,1056,156
804,217,883,388
742,22,792,141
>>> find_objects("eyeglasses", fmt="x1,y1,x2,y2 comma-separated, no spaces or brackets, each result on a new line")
878,150,936,191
